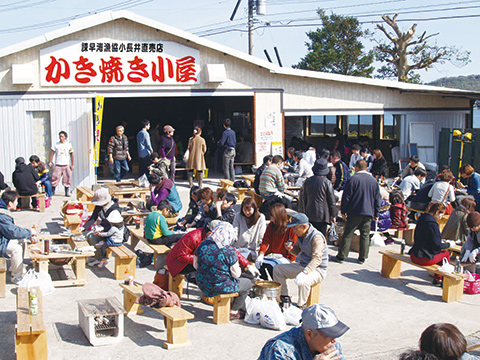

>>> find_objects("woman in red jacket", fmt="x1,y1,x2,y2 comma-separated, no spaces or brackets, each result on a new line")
255,203,297,280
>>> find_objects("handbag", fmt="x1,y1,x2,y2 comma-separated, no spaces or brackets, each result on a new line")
438,258,455,274
183,149,190,162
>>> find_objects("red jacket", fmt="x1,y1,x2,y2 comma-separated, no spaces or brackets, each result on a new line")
259,223,297,261
166,227,249,277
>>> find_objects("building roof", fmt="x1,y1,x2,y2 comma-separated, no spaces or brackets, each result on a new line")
1,10,479,99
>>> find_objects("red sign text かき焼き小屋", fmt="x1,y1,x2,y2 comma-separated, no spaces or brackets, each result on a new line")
39,41,200,86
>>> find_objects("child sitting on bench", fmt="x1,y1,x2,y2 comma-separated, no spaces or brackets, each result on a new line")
95,211,125,268
176,186,200,231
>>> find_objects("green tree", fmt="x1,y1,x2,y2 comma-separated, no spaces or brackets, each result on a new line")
375,13,470,83
294,9,374,77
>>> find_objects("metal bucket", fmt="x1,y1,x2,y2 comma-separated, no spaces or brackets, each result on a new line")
254,280,281,303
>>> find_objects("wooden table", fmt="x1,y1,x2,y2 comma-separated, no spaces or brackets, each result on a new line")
29,238,94,287
105,181,149,203
242,174,255,187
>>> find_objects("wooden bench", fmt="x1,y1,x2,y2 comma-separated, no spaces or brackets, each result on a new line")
219,179,248,201
305,282,321,307
64,214,82,233
395,224,416,246
379,250,466,303
18,193,45,212
106,245,136,280
163,265,185,298
0,257,6,298
120,283,194,349
16,287,47,359
76,186,94,202
213,293,238,325
129,226,170,269
247,189,263,207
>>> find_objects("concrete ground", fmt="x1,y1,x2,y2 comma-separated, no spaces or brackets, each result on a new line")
1,173,479,360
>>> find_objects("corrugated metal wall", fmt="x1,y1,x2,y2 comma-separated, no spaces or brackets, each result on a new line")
0,96,94,189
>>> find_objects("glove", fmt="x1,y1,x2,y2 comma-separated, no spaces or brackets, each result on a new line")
446,240,456,248
469,249,479,263
247,264,260,277
462,250,471,263
294,271,308,286
255,254,264,269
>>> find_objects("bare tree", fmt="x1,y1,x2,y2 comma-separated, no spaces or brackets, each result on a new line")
375,14,470,83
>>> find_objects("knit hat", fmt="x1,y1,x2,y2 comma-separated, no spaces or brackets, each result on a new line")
15,157,25,165
466,211,480,228
91,188,112,206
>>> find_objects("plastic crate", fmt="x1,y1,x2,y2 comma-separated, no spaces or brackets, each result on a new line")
463,273,480,295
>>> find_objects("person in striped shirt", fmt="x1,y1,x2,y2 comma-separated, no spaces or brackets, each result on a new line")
259,155,286,198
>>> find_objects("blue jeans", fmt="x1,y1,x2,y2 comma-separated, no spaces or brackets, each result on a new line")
43,179,53,197
114,159,129,182
100,237,122,260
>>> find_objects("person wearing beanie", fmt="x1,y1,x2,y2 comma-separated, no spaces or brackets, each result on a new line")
258,304,349,359
160,125,176,182
461,211,480,263
12,156,41,210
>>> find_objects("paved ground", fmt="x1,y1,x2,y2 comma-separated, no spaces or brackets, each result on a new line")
1,173,479,360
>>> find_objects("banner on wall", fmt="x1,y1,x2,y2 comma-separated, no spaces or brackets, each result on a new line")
94,95,104,167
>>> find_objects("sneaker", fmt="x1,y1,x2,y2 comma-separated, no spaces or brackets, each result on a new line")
95,241,105,248
33,206,40,211
230,310,242,320
98,259,108,268
87,259,101,267
45,197,51,208
12,276,23,285
358,258,365,265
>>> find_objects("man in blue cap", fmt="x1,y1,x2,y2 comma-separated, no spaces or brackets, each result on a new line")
273,212,328,309
258,304,348,359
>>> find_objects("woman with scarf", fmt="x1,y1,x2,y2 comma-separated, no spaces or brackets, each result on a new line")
194,222,253,319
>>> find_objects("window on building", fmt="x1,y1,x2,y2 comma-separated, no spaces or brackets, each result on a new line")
347,115,373,138
382,114,401,139
308,115,338,136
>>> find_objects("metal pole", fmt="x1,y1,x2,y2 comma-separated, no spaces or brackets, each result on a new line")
248,0,254,55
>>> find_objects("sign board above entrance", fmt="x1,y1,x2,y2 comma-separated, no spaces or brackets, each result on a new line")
40,40,200,86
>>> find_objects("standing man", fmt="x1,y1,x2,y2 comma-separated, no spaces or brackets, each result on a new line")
108,125,131,183
49,131,74,197
160,125,177,182
330,151,350,192
218,118,236,181
0,190,34,284
137,119,153,178
259,304,348,360
334,159,381,264
273,213,328,309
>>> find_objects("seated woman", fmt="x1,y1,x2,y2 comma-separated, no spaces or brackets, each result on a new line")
232,197,266,261
461,211,480,265
409,202,454,286
79,188,123,267
144,200,184,247
442,198,476,245
428,169,455,215
194,222,252,320
166,226,209,278
147,173,182,216
459,164,480,211
419,323,480,360
370,149,387,178
255,203,297,280
189,187,217,228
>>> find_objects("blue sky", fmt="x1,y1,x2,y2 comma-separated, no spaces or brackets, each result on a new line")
0,0,478,83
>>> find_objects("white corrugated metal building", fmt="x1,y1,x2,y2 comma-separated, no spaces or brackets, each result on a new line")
0,10,478,188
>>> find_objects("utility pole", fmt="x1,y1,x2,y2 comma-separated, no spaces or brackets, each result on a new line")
248,0,254,56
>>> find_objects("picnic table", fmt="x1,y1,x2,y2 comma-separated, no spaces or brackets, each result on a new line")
104,180,149,203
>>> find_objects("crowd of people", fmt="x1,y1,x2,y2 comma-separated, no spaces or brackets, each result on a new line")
0,124,479,359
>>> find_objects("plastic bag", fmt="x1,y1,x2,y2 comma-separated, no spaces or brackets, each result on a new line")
327,223,339,244
438,258,455,274
138,174,150,188
258,296,287,331
18,269,55,295
370,222,385,247
244,296,262,325
283,305,302,326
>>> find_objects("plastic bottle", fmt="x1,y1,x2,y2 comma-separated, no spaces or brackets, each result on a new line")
135,216,141,229
31,225,38,244
400,240,406,255
124,268,130,285
81,204,89,224
44,238,50,255
30,289,38,316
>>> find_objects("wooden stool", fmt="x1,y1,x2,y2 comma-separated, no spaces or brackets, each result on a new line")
107,245,137,280
306,282,321,307
395,224,416,246
0,257,6,298
168,272,185,299
158,306,194,349
16,287,47,359
213,293,238,325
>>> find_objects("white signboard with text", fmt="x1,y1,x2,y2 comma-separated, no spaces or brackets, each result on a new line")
40,40,200,86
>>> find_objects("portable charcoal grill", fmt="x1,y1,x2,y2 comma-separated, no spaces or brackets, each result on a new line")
78,297,125,346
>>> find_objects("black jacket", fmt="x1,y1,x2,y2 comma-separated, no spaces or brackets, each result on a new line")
410,213,449,259
254,164,268,194
300,175,336,223
371,158,387,177
12,164,39,196
0,171,8,190
341,172,381,217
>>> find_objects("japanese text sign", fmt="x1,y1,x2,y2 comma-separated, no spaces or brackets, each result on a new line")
40,40,200,86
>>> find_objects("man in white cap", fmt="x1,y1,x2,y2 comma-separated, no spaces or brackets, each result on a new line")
258,304,348,359
272,212,328,309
